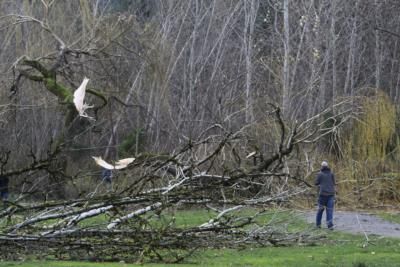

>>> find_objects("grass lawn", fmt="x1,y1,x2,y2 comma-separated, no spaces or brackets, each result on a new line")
1,210,400,266
377,211,400,224
1,236,400,267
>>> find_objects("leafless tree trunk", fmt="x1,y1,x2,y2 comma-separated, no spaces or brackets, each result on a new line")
282,0,291,116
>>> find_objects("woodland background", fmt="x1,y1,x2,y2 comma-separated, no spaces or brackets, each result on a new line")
0,0,399,204
0,0,400,262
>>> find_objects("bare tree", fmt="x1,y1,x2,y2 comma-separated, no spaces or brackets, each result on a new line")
0,99,354,262
0,0,399,262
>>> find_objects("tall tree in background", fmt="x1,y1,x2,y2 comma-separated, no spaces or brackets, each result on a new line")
0,0,399,200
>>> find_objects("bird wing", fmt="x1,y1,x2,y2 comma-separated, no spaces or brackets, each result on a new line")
115,158,135,166
73,77,89,113
73,77,94,119
92,156,115,170
114,158,135,170
246,151,256,158
114,164,127,170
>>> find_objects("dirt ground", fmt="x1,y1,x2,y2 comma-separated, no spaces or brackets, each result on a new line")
303,210,400,238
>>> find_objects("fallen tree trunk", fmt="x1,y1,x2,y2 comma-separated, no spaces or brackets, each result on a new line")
0,102,353,263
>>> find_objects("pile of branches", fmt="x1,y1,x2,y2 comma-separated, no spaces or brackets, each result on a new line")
0,104,352,263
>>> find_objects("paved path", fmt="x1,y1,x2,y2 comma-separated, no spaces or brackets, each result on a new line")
303,211,400,238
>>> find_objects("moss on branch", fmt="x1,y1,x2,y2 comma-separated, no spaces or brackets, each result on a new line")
22,58,53,77
19,58,108,125
43,77,73,103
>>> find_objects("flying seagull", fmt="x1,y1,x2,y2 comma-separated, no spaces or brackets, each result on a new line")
92,156,135,170
246,151,256,158
115,158,136,166
73,77,94,119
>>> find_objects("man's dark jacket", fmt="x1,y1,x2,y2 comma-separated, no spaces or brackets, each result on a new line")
315,167,336,196
0,175,9,193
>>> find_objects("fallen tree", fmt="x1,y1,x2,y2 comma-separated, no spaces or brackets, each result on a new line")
0,102,355,263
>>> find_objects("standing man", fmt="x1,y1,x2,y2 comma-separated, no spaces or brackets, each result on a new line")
101,168,113,191
315,161,336,229
101,168,112,184
0,174,9,204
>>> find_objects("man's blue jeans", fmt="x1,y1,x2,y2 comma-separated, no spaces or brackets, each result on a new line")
316,195,335,228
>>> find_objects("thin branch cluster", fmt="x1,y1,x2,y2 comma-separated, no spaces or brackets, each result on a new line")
0,106,351,263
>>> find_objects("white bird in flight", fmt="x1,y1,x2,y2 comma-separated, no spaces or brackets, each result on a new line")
92,156,135,170
115,158,136,166
246,151,256,158
73,77,94,119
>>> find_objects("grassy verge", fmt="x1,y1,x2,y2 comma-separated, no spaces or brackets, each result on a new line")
377,211,400,224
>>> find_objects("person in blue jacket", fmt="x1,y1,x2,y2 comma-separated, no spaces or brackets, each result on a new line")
315,161,336,229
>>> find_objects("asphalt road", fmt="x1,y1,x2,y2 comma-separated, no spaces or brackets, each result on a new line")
303,210,400,238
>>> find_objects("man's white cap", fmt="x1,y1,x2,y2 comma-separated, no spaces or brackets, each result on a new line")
321,161,328,167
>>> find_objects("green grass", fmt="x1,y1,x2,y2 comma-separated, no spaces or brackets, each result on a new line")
1,210,400,266
193,237,400,267
162,208,309,230
1,235,400,267
377,211,400,224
